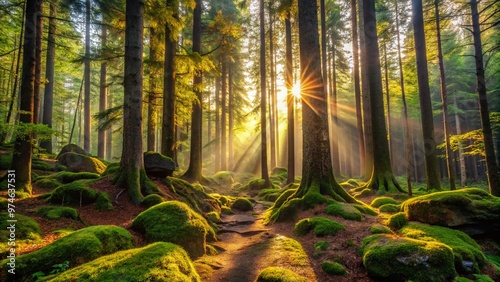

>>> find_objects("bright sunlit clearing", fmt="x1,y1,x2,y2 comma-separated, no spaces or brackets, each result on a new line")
292,81,301,99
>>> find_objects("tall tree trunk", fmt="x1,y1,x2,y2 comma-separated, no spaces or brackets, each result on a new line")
412,0,441,190
470,0,500,196
41,2,56,154
269,9,277,169
221,58,227,171
330,37,340,177
98,22,107,158
285,14,295,184
454,95,466,187
34,0,42,124
162,0,177,159
147,27,158,152
106,96,112,159
359,0,373,180
259,0,270,186
214,75,221,172
383,43,393,162
11,0,37,194
363,0,403,193
84,0,91,153
351,0,365,176
435,0,456,190
228,64,234,169
115,0,157,204
395,0,412,195
183,0,203,181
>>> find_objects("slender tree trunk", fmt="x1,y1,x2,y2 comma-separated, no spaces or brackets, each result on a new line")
259,0,270,186
470,0,500,195
285,14,295,184
98,22,107,158
41,2,56,154
269,9,276,169
221,58,227,171
11,0,37,194
214,75,221,172
412,0,441,190
147,27,158,152
34,0,42,124
84,0,91,153
330,37,340,177
106,96,112,159
434,0,456,190
383,43,393,162
228,64,234,169
454,95,466,187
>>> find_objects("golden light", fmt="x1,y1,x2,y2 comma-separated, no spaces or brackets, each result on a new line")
291,81,301,99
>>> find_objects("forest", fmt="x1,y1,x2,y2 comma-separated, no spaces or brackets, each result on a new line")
0,0,499,281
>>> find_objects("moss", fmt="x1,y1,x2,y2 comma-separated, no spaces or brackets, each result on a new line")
221,206,233,215
0,212,42,241
205,244,218,255
57,152,107,174
371,196,400,208
400,222,487,274
0,154,12,170
55,171,100,183
294,217,345,237
164,177,221,215
37,206,78,220
362,234,456,281
370,224,394,235
256,267,306,282
230,197,253,211
206,211,220,223
35,177,62,189
32,159,54,171
314,240,329,251
0,225,133,281
101,162,120,177
47,182,98,205
131,201,215,259
140,194,165,208
321,261,347,275
386,212,408,230
325,202,363,221
0,198,8,210
45,242,200,282
258,188,282,202
95,192,114,210
212,171,234,186
378,203,400,213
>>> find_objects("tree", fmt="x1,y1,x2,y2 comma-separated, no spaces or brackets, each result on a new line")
83,0,91,153
470,0,500,196
34,0,43,124
411,0,441,190
98,16,107,158
114,0,157,204
10,0,38,194
285,10,294,184
270,0,357,222
259,0,271,187
351,0,364,175
362,0,403,193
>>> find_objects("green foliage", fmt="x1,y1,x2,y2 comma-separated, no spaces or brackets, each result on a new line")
370,196,399,208
0,154,12,170
0,122,54,142
0,225,134,281
95,192,114,210
314,240,329,251
385,212,408,230
47,182,99,205
293,217,345,237
230,197,253,211
131,201,215,259
37,206,78,220
378,204,400,213
325,202,363,221
256,267,306,282
43,242,201,282
140,194,165,208
321,261,347,275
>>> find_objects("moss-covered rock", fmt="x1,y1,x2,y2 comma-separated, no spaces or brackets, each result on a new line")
56,144,87,159
0,225,134,281
400,222,487,273
57,152,106,174
37,206,78,220
164,177,221,215
386,212,408,230
321,261,347,275
0,212,41,241
46,242,200,281
95,192,113,210
256,267,306,282
258,188,282,202
212,171,234,186
0,154,12,170
32,159,54,171
293,217,345,237
143,151,176,178
371,196,400,208
140,194,165,207
379,203,400,213
35,177,62,189
362,234,456,281
230,197,253,212
47,182,99,205
206,211,221,223
325,202,363,221
101,162,120,177
131,201,216,259
401,188,500,236
370,224,394,235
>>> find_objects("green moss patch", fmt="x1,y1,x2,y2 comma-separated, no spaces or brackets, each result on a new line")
293,217,345,237
95,192,113,210
32,159,54,171
370,224,394,235
101,162,120,177
140,194,165,207
230,197,253,212
314,240,329,251
57,152,107,174
0,154,12,170
400,222,487,273
379,203,400,213
325,202,363,221
321,261,347,275
0,225,133,281
258,188,282,202
47,182,98,206
35,177,62,189
256,267,306,282
212,171,234,186
131,201,216,259
164,177,221,215
37,206,78,220
371,196,400,208
0,212,41,241
385,212,408,230
362,234,456,281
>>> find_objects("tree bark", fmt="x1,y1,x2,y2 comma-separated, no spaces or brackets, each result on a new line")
412,0,441,190
34,0,42,124
285,14,295,184
259,0,270,186
221,58,227,171
330,37,340,177
84,0,91,153
470,0,500,196
383,43,393,164
41,2,56,154
214,74,221,172
228,64,234,169
454,95,466,187
147,27,159,152
98,22,107,158
269,8,277,169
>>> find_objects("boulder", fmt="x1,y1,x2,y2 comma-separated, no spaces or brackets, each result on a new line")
56,144,87,159
143,151,175,178
57,152,106,174
401,188,500,236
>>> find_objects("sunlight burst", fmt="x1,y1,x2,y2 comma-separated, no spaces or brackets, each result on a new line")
292,82,301,99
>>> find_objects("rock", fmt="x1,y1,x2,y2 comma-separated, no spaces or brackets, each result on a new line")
57,152,106,174
143,151,175,178
401,188,500,236
362,234,456,281
257,267,306,282
56,144,87,159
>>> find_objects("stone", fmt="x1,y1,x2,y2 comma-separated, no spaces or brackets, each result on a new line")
143,151,175,178
57,152,106,174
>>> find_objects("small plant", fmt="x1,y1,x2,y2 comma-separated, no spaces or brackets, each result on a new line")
314,240,329,251
31,261,70,280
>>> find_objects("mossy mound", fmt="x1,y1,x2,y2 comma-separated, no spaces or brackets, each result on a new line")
34,177,61,189
371,196,400,208
370,224,394,235
131,201,216,259
385,212,408,230
101,162,120,177
0,212,42,241
95,192,113,210
57,152,106,174
206,211,221,223
270,167,288,184
0,225,134,281
35,171,100,190
164,177,221,215
37,206,78,220
258,188,282,202
401,188,500,235
362,234,456,281
212,171,234,186
56,144,87,159
321,260,347,275
293,217,345,237
325,202,363,221
400,222,487,273
314,240,329,251
44,242,200,282
230,197,253,212
46,182,98,205
32,159,54,171
256,267,306,282
379,203,400,213
141,194,165,207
